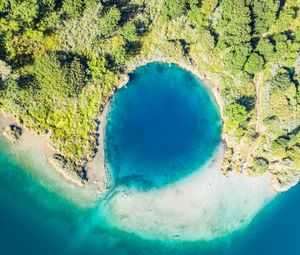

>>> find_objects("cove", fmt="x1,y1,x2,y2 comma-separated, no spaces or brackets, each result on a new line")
0,135,299,254
105,63,221,189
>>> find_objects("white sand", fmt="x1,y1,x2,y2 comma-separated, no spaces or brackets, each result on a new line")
0,109,109,206
102,144,277,241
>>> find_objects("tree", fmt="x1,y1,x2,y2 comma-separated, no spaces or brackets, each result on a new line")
161,0,186,20
4,28,43,64
251,0,280,35
256,39,275,62
268,69,295,93
215,0,252,73
274,33,289,55
83,0,99,9
62,0,84,18
223,102,248,131
224,44,251,73
273,5,297,34
67,56,86,96
244,53,264,74
99,7,121,38
252,157,269,175
200,0,218,14
87,56,108,81
0,0,10,13
40,0,56,11
187,0,218,28
110,46,126,67
121,22,137,42
10,0,39,25
215,0,251,48
224,103,248,124
31,52,69,97
0,78,18,99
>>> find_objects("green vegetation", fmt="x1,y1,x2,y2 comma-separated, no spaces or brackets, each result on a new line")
0,0,299,188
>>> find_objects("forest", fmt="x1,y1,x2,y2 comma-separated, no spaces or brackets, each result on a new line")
0,0,299,188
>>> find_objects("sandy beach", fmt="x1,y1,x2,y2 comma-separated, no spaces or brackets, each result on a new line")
0,61,281,242
0,108,110,206
0,56,223,206
102,144,277,241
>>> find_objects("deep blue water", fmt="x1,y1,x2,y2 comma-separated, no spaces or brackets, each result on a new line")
0,63,299,254
105,63,221,189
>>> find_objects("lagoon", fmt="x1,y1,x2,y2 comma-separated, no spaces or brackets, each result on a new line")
105,63,221,189
0,135,299,255
0,63,298,254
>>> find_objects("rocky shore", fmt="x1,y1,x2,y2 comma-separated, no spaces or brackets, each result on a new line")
0,106,110,202
2,124,22,144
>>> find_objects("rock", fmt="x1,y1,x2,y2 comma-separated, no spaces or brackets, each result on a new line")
271,173,299,192
3,124,23,143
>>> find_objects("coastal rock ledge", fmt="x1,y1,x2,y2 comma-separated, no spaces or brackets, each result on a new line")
3,125,23,144
271,174,300,192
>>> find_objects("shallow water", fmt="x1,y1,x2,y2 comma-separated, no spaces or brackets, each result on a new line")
0,63,299,254
0,136,299,255
105,63,221,189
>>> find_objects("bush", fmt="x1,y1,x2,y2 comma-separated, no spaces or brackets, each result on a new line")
121,22,137,42
99,7,121,38
244,53,264,74
224,102,248,130
161,0,186,20
252,157,269,175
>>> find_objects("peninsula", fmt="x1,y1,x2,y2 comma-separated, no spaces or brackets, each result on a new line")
0,0,300,195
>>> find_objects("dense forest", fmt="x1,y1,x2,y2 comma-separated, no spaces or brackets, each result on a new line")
0,0,299,189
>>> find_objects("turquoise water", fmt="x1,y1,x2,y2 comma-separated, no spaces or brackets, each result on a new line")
0,63,299,254
0,136,300,255
105,63,221,189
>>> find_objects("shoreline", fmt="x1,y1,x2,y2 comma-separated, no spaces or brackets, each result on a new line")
0,56,224,201
119,56,296,193
0,57,286,203
118,55,225,114
0,106,110,204
102,143,277,241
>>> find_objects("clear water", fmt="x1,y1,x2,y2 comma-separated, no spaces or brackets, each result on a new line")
105,63,221,189
0,63,299,254
0,136,300,255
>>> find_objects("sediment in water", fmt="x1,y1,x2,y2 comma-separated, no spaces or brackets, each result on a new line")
102,145,277,241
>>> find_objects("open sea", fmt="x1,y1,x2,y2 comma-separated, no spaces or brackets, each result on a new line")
0,63,299,255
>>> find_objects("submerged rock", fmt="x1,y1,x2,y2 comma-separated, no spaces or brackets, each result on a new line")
3,125,23,143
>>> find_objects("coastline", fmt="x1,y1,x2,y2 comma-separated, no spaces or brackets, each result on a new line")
0,56,224,202
118,56,298,193
0,106,110,204
102,143,277,241
0,56,287,205
0,58,285,242
118,55,225,114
